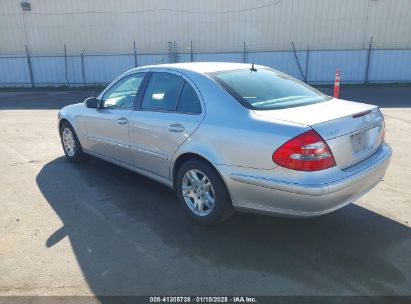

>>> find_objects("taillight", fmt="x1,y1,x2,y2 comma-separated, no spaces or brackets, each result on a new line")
272,130,336,171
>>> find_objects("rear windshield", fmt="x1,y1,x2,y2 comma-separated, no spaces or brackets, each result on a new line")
210,68,331,110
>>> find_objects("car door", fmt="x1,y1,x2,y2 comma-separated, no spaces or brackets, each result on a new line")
85,72,147,163
128,71,205,179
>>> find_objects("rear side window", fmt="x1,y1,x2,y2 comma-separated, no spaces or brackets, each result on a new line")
176,82,202,114
210,68,330,110
141,73,184,111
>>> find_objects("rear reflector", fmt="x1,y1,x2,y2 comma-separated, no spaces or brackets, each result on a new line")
272,130,336,171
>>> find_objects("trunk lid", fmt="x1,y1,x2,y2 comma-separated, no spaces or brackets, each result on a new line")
254,99,385,169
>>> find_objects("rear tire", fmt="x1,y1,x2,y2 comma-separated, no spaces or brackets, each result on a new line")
60,122,85,162
176,159,234,225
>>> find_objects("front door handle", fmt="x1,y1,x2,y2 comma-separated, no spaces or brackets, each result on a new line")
117,117,128,125
168,123,185,133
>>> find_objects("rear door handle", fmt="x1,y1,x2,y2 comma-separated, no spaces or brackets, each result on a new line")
168,123,185,133
117,117,128,125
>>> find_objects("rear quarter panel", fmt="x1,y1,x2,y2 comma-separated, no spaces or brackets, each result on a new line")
171,72,311,171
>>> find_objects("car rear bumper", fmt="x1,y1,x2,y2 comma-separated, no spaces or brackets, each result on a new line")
217,143,392,217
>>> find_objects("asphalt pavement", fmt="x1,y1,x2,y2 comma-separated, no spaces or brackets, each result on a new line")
0,86,410,297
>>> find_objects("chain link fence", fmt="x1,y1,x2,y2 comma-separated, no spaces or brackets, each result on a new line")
1,39,411,87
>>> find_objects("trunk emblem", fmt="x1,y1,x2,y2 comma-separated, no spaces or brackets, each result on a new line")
360,116,372,129
327,129,341,137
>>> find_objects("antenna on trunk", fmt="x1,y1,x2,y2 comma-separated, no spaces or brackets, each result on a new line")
250,63,257,72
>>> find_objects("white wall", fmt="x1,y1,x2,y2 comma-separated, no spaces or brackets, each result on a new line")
1,0,411,55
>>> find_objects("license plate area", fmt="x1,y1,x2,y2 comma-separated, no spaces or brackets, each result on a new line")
351,129,370,154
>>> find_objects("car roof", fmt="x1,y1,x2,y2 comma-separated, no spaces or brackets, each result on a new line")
132,62,267,74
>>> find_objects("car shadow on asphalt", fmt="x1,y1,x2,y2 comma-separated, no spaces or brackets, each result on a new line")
36,156,411,297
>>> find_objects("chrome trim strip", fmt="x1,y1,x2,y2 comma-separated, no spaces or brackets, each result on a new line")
85,135,169,160
130,145,169,160
230,174,329,196
83,148,173,188
85,135,129,149
232,198,354,217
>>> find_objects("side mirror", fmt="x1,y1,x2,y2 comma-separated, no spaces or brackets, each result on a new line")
85,97,100,109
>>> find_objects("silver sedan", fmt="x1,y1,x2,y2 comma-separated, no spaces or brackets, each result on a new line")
58,62,392,225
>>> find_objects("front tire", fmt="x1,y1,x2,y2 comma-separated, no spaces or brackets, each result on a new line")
176,159,234,225
60,122,85,162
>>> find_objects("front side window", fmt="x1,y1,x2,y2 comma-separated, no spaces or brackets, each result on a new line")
101,73,146,109
210,68,331,110
141,73,184,111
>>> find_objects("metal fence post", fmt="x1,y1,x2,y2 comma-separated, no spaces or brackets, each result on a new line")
243,41,247,63
167,41,179,63
81,49,86,85
168,42,172,63
133,41,138,67
190,40,194,62
168,41,178,63
174,41,179,63
291,41,306,82
305,47,310,83
365,36,373,84
25,44,34,88
64,44,70,86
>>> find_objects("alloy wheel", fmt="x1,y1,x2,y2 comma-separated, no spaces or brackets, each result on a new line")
62,127,76,157
182,169,215,216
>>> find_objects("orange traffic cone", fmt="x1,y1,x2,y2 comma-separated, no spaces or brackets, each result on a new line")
333,68,340,98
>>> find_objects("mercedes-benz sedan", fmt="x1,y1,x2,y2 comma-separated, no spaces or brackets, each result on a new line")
58,62,392,225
